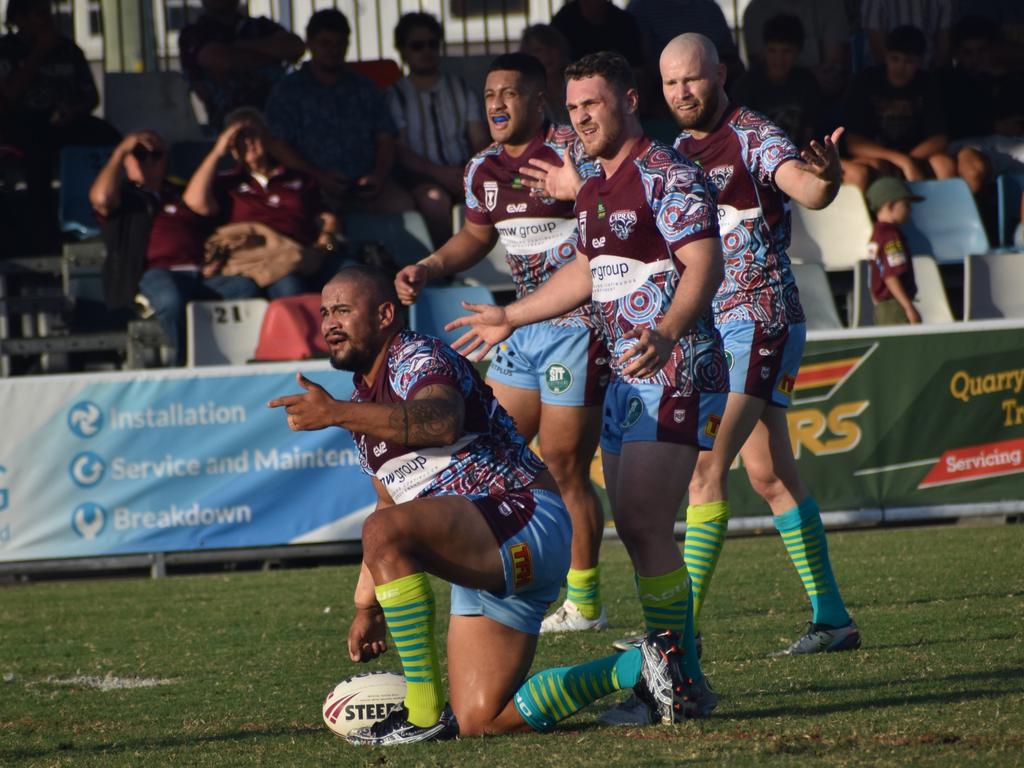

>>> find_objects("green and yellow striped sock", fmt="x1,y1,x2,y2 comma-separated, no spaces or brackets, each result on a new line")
683,501,730,631
566,565,602,620
774,497,851,628
637,566,703,681
513,650,642,730
375,572,445,727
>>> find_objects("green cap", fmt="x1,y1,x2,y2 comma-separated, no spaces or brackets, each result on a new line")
865,177,925,212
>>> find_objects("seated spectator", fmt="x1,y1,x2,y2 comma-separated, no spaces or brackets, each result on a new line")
730,14,824,147
183,109,341,301
865,177,923,325
742,0,850,98
0,0,120,252
941,15,1024,193
862,0,953,68
386,12,488,247
89,130,261,366
520,24,572,125
551,0,645,68
842,25,954,189
265,9,413,217
179,0,305,130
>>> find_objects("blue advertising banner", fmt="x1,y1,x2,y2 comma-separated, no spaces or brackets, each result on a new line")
0,362,376,562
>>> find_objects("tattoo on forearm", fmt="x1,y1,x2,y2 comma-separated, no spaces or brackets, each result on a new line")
387,386,463,446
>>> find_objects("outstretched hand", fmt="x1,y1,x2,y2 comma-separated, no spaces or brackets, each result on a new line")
444,301,514,361
267,372,339,430
801,126,844,184
518,157,582,201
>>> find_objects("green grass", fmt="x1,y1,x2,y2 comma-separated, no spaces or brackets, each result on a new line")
2,523,1023,767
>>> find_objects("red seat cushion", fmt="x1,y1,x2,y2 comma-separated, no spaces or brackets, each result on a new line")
253,293,328,361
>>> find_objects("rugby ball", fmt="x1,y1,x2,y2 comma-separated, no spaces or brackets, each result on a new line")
322,671,406,737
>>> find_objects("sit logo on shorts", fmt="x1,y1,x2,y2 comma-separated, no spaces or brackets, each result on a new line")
545,363,573,395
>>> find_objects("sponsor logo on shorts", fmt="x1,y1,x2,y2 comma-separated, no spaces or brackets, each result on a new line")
725,349,735,370
760,366,771,380
777,374,796,397
622,395,644,429
704,414,721,438
545,363,573,394
673,408,686,423
509,542,533,589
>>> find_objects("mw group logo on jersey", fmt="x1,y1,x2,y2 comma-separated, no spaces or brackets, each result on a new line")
68,401,103,438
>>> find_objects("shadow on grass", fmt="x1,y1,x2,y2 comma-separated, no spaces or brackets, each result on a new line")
724,666,1024,720
0,724,324,762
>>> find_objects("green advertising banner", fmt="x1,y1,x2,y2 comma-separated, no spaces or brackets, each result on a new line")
726,319,1024,517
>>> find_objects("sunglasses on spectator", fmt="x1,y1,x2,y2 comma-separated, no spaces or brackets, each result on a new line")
131,145,166,162
406,38,441,51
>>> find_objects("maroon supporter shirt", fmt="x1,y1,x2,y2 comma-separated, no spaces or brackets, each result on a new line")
868,221,917,302
213,166,324,246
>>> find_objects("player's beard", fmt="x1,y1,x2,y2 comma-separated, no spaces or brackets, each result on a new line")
328,337,377,373
672,88,721,132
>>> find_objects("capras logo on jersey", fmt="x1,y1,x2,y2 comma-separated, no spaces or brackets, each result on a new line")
707,164,734,192
591,236,606,249
506,202,527,213
609,210,638,240
484,181,498,211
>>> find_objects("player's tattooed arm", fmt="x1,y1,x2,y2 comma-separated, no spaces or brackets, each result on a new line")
387,383,465,447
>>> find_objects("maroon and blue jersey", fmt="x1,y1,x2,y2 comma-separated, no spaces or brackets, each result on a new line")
576,136,728,393
464,123,598,329
350,330,546,543
674,105,806,326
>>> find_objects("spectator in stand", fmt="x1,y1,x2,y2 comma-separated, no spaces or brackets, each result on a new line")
942,15,1024,194
184,109,341,301
265,9,412,217
626,0,745,87
731,14,824,147
386,12,488,248
741,0,850,99
89,130,261,366
179,0,304,131
862,0,953,68
520,24,572,125
842,25,953,190
865,177,922,326
551,0,645,68
0,0,120,252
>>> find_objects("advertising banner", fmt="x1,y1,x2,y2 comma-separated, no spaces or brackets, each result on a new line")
0,362,377,562
726,320,1024,515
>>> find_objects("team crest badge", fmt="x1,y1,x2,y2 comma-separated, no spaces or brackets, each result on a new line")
484,181,498,211
609,210,638,240
673,408,686,423
579,210,588,244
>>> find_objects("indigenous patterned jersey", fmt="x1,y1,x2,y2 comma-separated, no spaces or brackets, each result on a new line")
464,123,598,329
575,136,728,392
674,105,806,326
351,330,546,543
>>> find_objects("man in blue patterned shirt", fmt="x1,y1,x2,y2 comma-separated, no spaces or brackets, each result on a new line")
264,9,413,214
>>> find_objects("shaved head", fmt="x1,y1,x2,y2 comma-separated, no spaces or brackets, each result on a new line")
659,33,727,134
328,265,401,308
322,266,404,373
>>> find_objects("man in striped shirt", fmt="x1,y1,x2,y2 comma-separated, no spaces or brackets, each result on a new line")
387,12,489,247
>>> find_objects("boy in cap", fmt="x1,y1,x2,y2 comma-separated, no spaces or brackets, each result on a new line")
865,177,923,325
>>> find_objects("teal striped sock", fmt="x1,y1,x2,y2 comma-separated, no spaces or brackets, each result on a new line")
774,497,851,627
514,650,641,731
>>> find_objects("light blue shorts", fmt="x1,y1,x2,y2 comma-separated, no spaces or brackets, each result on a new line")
486,322,610,407
450,488,572,635
600,378,727,455
720,321,805,407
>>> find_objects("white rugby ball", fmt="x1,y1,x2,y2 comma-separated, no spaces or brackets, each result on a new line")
322,671,406,736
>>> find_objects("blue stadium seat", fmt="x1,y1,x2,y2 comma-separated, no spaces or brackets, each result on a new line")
903,179,992,264
996,174,1024,248
342,211,433,267
409,283,496,348
59,145,114,240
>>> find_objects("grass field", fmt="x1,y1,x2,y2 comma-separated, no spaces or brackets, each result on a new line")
2,522,1023,767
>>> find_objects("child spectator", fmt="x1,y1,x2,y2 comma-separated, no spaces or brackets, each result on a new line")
865,177,923,325
386,12,488,247
730,14,823,146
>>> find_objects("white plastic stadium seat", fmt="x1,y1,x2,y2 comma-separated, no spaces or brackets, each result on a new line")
789,185,874,271
852,255,954,327
964,251,1024,320
185,298,269,366
790,262,843,330
451,205,516,291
